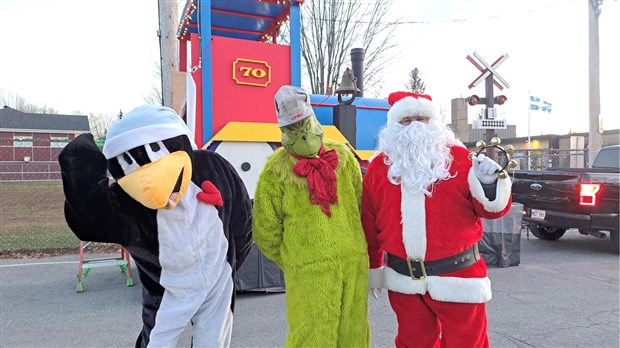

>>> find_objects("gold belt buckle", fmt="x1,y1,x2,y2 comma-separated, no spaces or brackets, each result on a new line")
406,258,427,280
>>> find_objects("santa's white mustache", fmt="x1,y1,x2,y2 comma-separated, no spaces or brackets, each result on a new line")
378,121,456,195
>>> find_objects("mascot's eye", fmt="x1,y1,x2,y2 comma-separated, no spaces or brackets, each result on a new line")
149,142,161,152
305,122,311,131
122,153,133,165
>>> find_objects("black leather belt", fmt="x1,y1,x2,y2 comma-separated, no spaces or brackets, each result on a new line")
387,244,480,280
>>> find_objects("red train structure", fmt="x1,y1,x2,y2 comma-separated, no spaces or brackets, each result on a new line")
176,0,390,161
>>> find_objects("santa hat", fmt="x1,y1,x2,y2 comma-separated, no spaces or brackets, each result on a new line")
386,91,437,125
102,105,197,159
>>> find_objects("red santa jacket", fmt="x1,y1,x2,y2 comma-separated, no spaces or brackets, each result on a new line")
362,146,512,303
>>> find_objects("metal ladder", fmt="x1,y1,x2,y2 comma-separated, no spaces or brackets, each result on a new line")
76,241,134,293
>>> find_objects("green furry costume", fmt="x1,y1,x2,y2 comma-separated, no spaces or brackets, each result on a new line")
253,138,370,348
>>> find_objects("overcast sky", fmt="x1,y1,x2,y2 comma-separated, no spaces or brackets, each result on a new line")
0,0,618,138
383,0,620,137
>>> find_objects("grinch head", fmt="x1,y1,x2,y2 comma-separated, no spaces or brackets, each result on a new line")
281,115,324,158
274,85,324,158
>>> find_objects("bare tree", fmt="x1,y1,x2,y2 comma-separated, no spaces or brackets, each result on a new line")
1,89,113,138
144,60,163,105
405,68,426,93
0,89,58,114
37,105,59,115
88,112,117,140
300,0,399,96
438,105,448,123
0,90,31,111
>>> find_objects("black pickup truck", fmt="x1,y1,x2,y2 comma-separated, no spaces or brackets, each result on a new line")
511,145,620,253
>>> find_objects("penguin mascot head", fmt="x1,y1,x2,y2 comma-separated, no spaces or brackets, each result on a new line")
102,105,197,210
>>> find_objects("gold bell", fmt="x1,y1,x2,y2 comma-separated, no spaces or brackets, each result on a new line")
335,67,361,105
508,159,518,169
504,144,514,154
335,67,360,95
468,152,476,161
498,170,508,179
476,140,486,150
491,137,501,146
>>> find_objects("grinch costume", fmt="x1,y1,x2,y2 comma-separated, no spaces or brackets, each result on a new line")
252,85,370,347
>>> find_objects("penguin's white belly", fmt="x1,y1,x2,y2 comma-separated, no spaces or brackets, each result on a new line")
156,183,230,298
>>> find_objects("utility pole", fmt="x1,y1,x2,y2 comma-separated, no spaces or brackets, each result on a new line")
588,0,603,166
483,75,495,148
158,0,179,107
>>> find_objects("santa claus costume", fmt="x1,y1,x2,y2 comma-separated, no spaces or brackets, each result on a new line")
362,92,512,348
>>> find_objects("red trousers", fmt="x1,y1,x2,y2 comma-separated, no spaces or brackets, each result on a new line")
388,291,489,348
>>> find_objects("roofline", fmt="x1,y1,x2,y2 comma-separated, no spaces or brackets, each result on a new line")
0,106,87,118
0,128,89,134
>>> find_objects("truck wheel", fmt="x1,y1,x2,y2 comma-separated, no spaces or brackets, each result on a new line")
528,224,566,241
610,232,619,254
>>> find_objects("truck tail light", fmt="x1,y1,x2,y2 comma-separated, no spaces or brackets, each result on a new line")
579,183,601,206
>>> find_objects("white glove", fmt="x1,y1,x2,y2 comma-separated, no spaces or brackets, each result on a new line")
473,154,501,184
369,288,383,299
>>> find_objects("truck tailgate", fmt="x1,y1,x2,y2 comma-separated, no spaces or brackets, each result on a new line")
512,171,581,213
512,170,619,231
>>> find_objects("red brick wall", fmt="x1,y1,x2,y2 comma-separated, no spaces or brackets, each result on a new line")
0,131,15,161
0,131,74,181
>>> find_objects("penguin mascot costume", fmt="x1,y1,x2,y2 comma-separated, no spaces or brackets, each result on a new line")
59,105,252,348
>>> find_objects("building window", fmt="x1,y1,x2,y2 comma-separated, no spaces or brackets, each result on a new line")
50,137,69,148
13,135,33,147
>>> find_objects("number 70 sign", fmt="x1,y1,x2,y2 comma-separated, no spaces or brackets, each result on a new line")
233,58,272,87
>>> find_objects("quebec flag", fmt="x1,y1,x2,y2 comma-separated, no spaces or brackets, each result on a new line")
530,96,552,112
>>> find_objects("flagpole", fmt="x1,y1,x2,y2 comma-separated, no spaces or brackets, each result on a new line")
528,91,531,170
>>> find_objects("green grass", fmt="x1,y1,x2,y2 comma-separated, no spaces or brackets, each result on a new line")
0,181,80,256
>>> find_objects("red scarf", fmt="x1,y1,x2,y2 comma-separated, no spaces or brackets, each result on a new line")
291,145,339,217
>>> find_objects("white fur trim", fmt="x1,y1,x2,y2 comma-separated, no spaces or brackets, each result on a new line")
369,267,385,288
468,168,512,213
385,267,492,303
384,266,428,294
387,96,437,125
401,188,426,259
426,276,492,303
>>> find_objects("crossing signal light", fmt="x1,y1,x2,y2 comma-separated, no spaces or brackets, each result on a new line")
494,95,507,105
466,95,480,106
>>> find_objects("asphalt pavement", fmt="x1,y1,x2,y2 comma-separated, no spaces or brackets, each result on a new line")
1,229,618,348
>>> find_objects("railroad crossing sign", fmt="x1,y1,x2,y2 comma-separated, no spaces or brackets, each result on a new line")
467,52,510,90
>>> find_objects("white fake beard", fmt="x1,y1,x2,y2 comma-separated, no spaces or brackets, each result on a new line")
377,121,463,196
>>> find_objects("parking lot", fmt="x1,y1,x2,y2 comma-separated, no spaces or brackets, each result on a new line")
1,229,618,348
